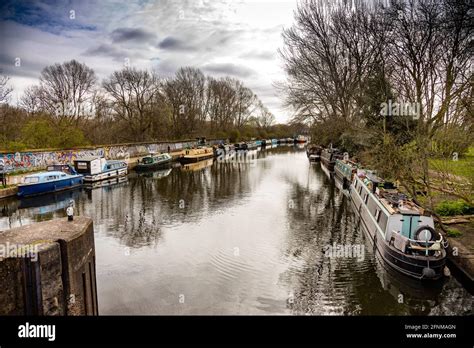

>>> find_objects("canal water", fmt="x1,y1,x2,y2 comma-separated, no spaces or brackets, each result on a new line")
0,145,472,315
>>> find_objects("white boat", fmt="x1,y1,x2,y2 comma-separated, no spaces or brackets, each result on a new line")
73,157,128,182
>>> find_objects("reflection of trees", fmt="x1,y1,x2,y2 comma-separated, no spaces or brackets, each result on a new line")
78,159,272,248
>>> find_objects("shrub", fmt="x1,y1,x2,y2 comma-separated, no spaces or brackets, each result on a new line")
446,228,463,238
435,200,472,216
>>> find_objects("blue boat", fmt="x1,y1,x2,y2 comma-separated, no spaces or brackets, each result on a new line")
17,164,83,197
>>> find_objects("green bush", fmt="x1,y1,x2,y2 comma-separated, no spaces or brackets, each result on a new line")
435,200,472,216
228,129,240,143
21,119,88,149
446,228,463,238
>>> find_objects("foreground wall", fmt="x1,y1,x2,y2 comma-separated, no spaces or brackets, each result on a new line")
0,217,96,315
0,139,224,172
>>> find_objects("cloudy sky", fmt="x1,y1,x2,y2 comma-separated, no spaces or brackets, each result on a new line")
0,0,299,122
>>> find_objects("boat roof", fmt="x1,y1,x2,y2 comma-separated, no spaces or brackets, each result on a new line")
74,156,103,162
27,171,69,178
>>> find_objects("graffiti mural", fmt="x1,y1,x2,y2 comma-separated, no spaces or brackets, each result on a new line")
0,140,224,172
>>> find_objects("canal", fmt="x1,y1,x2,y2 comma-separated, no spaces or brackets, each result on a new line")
0,145,472,315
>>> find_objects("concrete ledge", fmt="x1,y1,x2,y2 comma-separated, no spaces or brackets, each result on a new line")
0,217,97,315
0,187,18,199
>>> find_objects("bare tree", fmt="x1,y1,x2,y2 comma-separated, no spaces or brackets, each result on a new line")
0,74,13,104
255,101,275,131
163,67,207,138
38,59,97,125
103,67,159,142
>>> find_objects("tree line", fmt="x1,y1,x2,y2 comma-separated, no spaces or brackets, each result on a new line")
0,62,300,151
280,0,473,207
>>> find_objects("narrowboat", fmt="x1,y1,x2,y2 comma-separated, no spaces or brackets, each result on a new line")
134,153,172,171
306,145,322,162
295,135,308,143
247,141,259,150
320,148,343,171
234,142,258,151
73,157,128,182
178,147,214,164
334,159,358,188
350,173,446,280
17,164,83,197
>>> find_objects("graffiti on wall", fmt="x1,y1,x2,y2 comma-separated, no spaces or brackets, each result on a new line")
0,140,223,171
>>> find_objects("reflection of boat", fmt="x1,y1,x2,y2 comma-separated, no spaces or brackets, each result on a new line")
19,188,82,214
350,172,446,280
320,160,333,180
307,145,322,162
17,164,83,197
374,248,444,305
181,158,213,171
83,176,128,189
138,168,172,179
178,148,214,164
134,153,172,171
74,157,128,182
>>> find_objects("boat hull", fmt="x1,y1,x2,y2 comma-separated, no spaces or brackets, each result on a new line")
321,158,335,171
134,160,172,172
83,168,128,182
178,153,214,164
18,176,83,197
350,188,446,280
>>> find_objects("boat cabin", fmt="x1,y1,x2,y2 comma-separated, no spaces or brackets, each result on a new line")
23,171,71,184
352,174,435,242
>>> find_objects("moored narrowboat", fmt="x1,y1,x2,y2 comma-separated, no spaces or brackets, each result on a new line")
320,147,343,171
306,145,322,162
134,153,172,171
350,173,447,280
178,147,214,164
334,159,358,188
17,164,83,197
294,135,308,143
73,157,128,182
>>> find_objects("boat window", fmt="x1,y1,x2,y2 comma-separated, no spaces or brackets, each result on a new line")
379,212,388,232
401,215,420,239
61,174,66,177
358,186,362,195
24,176,39,184
47,175,59,180
375,210,381,222
364,194,369,204
367,198,377,216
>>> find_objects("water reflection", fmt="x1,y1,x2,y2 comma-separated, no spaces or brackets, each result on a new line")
0,146,471,315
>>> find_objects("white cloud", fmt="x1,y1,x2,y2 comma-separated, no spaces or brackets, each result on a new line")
0,0,298,122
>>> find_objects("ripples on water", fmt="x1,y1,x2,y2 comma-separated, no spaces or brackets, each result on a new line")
0,146,472,315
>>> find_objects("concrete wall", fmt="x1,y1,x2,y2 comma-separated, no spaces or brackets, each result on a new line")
0,139,225,172
0,217,97,315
